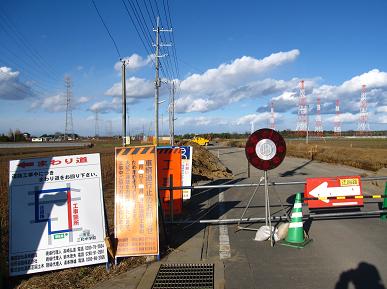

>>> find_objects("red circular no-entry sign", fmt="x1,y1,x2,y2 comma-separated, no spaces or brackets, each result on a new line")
245,128,286,171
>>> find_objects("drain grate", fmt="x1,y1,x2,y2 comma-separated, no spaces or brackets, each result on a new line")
152,263,214,289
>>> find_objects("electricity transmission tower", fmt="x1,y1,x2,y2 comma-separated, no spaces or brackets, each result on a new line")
358,84,370,135
314,98,323,137
153,16,172,145
296,80,308,136
269,101,275,130
64,76,74,140
334,99,341,137
95,110,99,137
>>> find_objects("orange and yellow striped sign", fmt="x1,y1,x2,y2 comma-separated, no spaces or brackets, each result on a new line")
114,146,159,257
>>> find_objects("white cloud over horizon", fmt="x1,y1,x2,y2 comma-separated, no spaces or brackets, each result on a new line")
174,50,301,113
105,76,154,100
0,66,35,100
30,94,90,112
114,54,154,71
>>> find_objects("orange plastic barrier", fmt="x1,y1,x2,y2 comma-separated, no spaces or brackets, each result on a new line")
157,147,182,216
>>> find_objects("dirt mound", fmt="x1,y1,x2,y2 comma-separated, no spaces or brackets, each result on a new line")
178,141,232,182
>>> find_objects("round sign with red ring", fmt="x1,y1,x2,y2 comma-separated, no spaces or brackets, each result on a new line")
245,128,286,171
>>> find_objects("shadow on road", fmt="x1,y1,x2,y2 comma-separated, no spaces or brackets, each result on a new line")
280,159,313,177
335,262,386,289
163,178,244,251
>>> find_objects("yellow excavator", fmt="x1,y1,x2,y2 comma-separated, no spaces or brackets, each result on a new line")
191,136,210,146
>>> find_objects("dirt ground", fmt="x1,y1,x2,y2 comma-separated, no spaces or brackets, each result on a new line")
0,141,231,289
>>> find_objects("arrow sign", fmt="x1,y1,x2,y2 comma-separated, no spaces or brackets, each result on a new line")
305,176,363,209
309,181,361,203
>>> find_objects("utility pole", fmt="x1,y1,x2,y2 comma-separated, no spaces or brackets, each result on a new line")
153,16,172,146
169,81,176,146
121,59,127,146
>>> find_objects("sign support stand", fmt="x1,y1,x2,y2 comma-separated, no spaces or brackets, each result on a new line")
240,128,288,247
237,172,275,247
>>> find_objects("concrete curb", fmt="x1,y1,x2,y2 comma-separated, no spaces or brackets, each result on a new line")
92,263,148,289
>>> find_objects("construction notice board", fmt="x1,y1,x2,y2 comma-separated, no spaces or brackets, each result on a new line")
115,146,159,257
157,147,183,216
305,175,363,209
8,153,108,276
180,146,193,200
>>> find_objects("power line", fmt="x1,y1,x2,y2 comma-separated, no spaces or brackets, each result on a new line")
91,0,122,59
165,0,181,80
121,0,154,63
0,7,63,82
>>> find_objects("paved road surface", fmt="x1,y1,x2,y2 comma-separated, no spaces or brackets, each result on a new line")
205,147,387,289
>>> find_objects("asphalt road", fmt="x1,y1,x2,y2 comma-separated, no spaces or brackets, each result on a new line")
206,146,387,289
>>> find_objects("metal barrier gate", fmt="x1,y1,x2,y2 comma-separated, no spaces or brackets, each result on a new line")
158,176,387,225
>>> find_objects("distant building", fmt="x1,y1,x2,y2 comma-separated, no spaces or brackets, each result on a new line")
31,137,43,142
23,132,31,140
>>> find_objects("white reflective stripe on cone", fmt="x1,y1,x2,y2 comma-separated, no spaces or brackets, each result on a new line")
289,222,303,228
291,212,303,218
294,203,302,209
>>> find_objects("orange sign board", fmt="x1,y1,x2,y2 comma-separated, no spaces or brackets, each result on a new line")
157,148,182,216
115,146,159,257
305,175,363,209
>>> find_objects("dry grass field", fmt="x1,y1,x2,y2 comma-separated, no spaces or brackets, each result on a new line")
226,137,387,172
0,140,231,289
0,141,147,289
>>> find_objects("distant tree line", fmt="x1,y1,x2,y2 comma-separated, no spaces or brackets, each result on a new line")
0,129,27,142
0,130,81,142
177,130,386,140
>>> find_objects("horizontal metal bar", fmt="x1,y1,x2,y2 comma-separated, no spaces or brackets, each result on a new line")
167,210,387,225
305,195,387,201
309,210,387,218
159,176,387,191
167,215,288,225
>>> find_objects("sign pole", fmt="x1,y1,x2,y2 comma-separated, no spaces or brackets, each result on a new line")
242,128,287,246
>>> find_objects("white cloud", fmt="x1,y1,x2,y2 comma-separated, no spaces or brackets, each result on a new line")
175,116,230,129
0,66,34,100
326,112,358,123
255,69,387,116
174,97,219,113
179,49,300,94
30,94,90,112
175,78,305,114
235,113,271,125
105,77,154,101
377,115,387,123
89,100,117,113
114,54,154,71
376,106,387,113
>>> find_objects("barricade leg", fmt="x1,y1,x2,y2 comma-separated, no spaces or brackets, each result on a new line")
381,182,387,221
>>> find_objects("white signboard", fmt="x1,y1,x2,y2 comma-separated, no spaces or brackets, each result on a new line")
180,146,193,200
8,153,108,276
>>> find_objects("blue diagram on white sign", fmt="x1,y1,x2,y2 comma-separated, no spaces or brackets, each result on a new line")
29,185,82,245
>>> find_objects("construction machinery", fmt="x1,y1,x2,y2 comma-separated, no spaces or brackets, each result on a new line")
191,136,210,146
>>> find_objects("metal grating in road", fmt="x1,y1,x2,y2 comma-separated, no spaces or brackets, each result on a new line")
152,263,214,289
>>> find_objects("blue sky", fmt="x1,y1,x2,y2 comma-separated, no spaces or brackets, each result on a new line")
0,0,386,137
